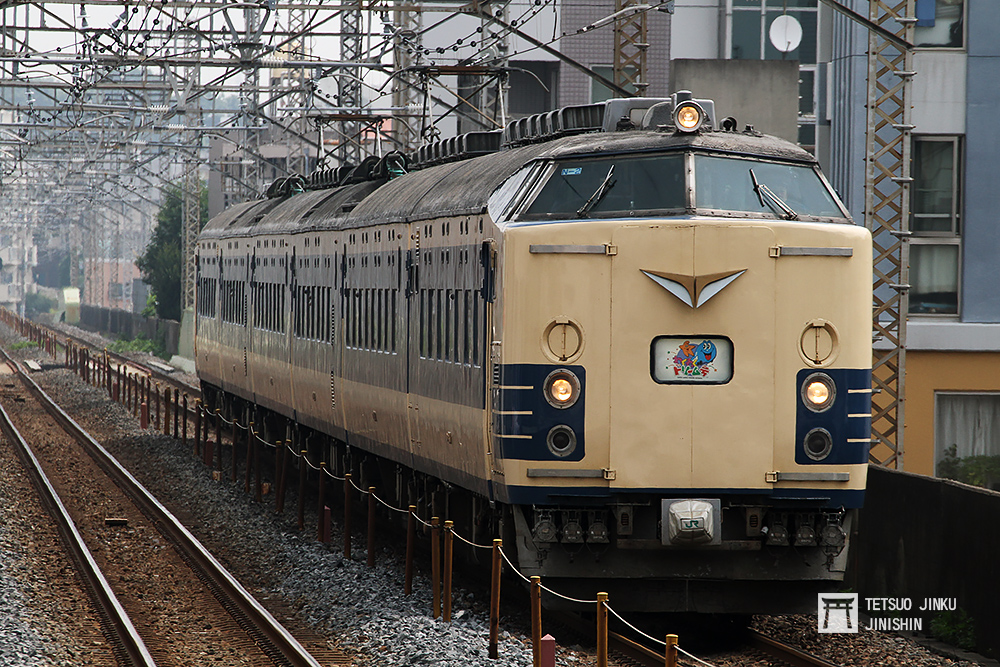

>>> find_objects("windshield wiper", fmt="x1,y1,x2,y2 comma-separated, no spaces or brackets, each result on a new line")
577,165,616,217
749,168,798,221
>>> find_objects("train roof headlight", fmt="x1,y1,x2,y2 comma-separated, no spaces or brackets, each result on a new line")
802,372,836,412
544,369,581,409
673,102,705,133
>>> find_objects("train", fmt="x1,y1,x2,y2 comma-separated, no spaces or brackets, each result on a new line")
194,92,872,613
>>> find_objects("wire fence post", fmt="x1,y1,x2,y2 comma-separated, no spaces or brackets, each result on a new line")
215,409,223,472
344,473,353,560
174,388,180,438
254,432,262,502
277,441,290,513
531,576,542,667
489,538,502,659
317,462,327,541
164,388,172,435
202,404,212,466
230,418,238,481
367,487,377,568
443,520,453,621
194,401,202,456
245,422,254,493
298,450,308,530
597,592,608,667
431,517,441,619
405,506,416,595
182,394,188,448
276,441,284,508
154,382,160,431
665,634,678,667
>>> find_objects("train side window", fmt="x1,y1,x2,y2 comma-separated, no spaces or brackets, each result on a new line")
377,289,384,352
391,289,398,354
461,290,469,364
487,163,543,223
453,290,461,364
445,290,453,362
472,296,480,367
436,289,444,361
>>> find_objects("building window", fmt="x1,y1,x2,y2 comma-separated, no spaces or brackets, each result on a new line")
590,65,638,103
909,136,962,315
914,0,964,48
936,393,1000,489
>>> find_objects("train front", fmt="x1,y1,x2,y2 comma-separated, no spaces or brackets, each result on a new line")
489,107,872,613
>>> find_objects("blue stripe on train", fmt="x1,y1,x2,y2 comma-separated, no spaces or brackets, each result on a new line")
795,368,872,465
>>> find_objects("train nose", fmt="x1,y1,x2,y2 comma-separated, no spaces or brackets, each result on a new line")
607,223,778,490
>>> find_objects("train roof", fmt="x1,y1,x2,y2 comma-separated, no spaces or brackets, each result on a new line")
200,127,817,240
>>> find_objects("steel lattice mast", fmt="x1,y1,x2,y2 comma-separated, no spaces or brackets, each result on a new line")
391,2,423,153
613,0,649,96
865,0,914,468
339,2,365,164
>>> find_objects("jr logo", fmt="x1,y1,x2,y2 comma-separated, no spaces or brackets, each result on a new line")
681,518,704,530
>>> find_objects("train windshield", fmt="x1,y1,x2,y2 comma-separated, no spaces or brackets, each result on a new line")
521,154,686,219
694,155,845,219
512,151,849,222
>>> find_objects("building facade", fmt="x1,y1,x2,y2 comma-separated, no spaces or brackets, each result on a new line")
671,0,1000,479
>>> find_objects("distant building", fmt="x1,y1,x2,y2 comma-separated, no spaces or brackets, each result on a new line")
0,227,38,313
84,259,141,312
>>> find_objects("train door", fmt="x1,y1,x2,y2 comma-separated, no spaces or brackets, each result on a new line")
482,240,503,486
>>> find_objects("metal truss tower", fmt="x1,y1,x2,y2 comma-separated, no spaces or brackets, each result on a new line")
478,2,510,132
613,0,649,96
392,2,423,152
865,0,914,468
339,3,365,164
281,3,315,177
177,30,202,313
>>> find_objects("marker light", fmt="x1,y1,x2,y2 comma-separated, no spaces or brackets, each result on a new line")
543,368,581,409
673,101,705,133
801,372,836,412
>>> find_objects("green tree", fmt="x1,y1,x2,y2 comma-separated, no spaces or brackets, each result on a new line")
136,181,208,321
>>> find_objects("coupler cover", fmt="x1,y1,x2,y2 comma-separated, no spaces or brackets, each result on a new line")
662,499,722,546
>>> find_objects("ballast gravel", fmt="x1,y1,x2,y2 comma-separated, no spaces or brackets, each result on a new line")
1,323,990,667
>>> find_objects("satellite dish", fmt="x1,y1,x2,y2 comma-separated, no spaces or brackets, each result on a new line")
769,14,802,53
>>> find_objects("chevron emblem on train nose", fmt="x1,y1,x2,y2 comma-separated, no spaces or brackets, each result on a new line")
640,269,747,308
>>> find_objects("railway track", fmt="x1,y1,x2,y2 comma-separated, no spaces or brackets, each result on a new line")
0,344,329,667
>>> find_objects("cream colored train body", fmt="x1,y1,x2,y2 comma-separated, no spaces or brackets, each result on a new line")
196,95,872,613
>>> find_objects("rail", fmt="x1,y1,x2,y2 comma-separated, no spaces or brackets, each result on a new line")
0,352,157,667
748,630,844,667
0,343,324,667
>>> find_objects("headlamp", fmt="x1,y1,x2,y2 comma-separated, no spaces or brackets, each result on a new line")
801,372,836,412
543,368,581,409
673,101,705,133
